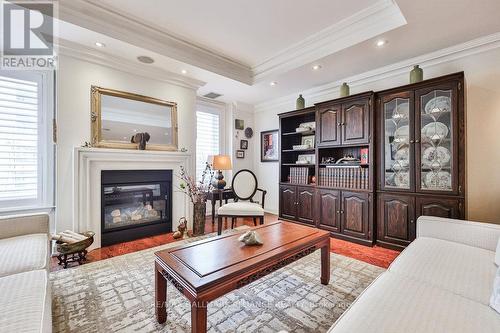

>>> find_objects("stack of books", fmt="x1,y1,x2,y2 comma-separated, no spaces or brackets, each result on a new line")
289,167,309,184
319,166,369,189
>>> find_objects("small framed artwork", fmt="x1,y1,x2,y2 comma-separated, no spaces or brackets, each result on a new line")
261,129,279,162
301,135,315,148
235,119,244,130
240,139,248,150
236,150,245,159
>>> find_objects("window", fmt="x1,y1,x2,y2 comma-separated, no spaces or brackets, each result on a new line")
196,110,220,180
0,71,54,211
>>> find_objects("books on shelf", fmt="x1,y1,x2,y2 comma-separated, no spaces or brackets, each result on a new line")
289,167,309,185
319,166,369,190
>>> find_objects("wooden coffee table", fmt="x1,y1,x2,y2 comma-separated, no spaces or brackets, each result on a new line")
154,221,330,332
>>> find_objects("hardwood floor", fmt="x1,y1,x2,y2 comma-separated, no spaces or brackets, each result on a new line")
50,213,400,271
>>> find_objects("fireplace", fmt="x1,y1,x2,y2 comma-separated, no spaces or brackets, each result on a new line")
101,170,172,246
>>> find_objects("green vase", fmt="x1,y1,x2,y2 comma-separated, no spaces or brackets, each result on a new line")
296,94,305,109
410,65,423,83
339,82,350,97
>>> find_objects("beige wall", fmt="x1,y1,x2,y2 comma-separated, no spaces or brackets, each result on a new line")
254,47,500,224
56,55,198,232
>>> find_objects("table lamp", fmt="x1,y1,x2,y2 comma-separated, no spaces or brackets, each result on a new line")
211,155,232,189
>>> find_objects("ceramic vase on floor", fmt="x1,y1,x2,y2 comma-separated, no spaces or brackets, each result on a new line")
192,202,206,236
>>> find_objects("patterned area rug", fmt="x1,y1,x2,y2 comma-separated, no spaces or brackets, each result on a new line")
51,232,384,333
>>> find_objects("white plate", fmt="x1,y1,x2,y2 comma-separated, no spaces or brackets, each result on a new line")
422,146,451,167
394,125,409,142
391,160,409,171
394,172,410,188
422,122,449,140
395,147,409,161
392,102,409,120
425,96,451,114
424,171,451,190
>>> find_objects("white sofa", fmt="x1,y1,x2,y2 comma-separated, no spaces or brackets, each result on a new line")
328,216,500,333
0,213,52,333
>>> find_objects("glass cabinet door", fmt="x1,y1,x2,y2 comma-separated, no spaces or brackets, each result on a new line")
416,85,457,194
381,93,414,191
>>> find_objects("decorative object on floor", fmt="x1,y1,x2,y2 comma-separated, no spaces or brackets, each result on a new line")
301,134,315,148
410,65,423,83
296,94,305,109
90,86,178,150
53,231,95,268
235,118,244,130
244,127,254,138
211,154,232,189
172,217,189,239
51,236,384,333
236,150,245,158
130,132,150,150
261,129,279,162
340,82,350,97
217,169,267,235
178,164,214,236
240,139,248,150
238,230,263,245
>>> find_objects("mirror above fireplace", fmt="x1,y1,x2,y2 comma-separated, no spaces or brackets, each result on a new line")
91,86,178,150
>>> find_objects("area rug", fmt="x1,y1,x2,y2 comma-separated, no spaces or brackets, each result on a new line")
51,233,384,333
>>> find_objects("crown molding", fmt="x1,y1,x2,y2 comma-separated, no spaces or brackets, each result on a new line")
57,0,405,85
252,0,406,82
255,31,500,113
58,0,253,85
56,39,206,90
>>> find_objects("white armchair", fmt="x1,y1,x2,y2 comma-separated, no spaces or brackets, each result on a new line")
217,169,267,235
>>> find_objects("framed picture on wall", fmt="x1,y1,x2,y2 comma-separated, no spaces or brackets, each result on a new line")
261,129,279,162
240,139,248,150
236,150,245,159
235,119,244,130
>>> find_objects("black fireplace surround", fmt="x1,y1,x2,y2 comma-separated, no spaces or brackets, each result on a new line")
101,170,172,246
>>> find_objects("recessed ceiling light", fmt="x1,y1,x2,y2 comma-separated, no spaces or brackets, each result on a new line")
95,42,105,47
312,64,322,70
181,69,187,74
270,81,277,86
137,56,154,64
376,39,387,47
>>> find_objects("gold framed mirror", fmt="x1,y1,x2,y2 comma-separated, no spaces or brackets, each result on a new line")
90,86,178,150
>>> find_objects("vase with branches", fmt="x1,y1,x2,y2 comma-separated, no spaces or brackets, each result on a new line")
177,163,214,235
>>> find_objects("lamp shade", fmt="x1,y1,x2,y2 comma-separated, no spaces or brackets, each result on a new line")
212,155,232,170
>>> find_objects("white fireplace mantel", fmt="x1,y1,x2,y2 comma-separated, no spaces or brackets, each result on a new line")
72,147,192,249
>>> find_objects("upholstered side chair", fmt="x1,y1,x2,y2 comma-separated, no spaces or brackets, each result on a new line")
217,169,267,235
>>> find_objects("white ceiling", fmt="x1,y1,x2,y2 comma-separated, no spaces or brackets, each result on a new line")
92,0,376,67
56,0,500,105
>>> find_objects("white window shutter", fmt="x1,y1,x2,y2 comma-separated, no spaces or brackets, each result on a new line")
196,111,220,180
0,75,39,203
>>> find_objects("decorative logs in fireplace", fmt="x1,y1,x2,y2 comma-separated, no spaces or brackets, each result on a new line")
101,170,172,246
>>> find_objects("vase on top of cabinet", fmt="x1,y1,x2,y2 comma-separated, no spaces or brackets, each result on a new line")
376,72,465,250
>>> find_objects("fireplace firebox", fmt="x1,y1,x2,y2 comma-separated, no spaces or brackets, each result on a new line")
101,170,172,246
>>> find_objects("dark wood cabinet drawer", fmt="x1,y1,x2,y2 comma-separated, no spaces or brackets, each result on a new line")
316,189,341,232
341,191,370,239
297,186,315,225
377,193,416,248
279,185,297,220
